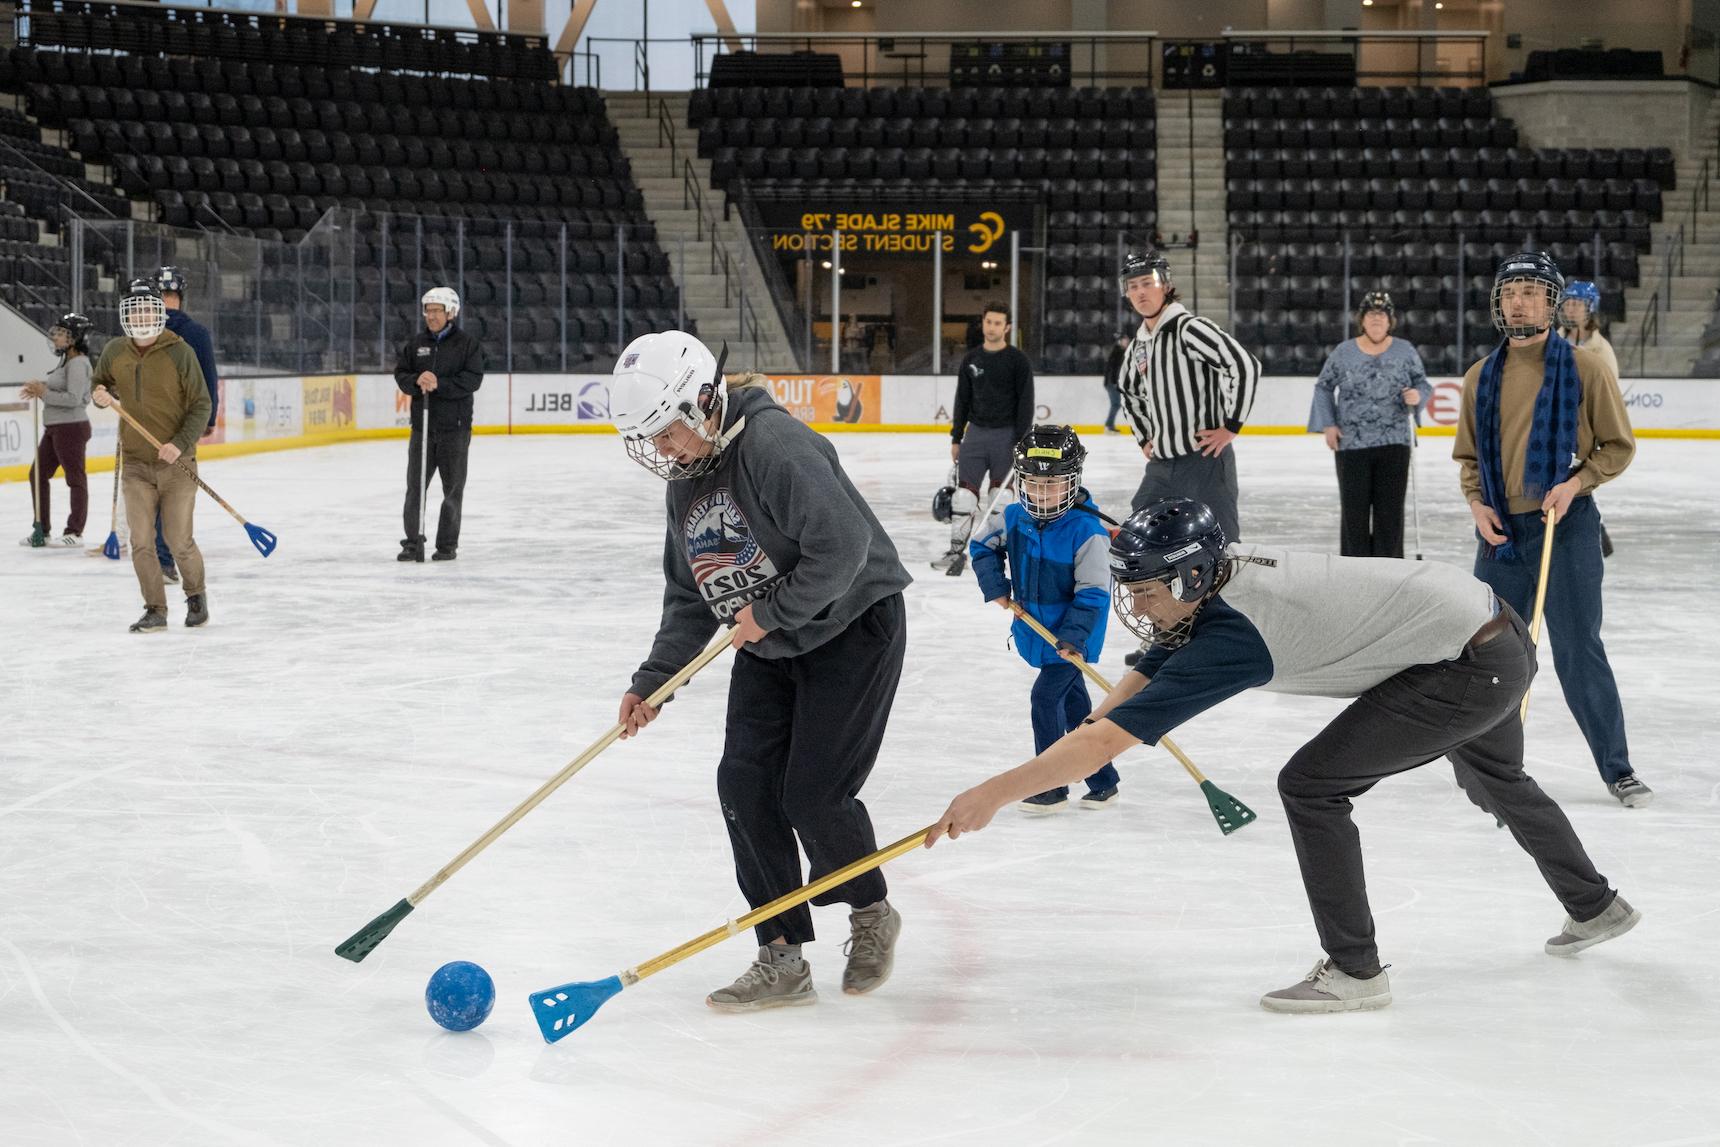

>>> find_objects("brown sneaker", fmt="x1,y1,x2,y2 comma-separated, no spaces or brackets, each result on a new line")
706,946,817,1013
842,901,902,995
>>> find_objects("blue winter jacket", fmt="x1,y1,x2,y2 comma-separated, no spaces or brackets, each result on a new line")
165,309,220,429
969,489,1112,667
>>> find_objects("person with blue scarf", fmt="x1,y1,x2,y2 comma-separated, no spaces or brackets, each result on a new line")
1453,253,1646,808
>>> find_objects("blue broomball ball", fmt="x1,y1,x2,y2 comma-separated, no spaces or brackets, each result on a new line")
425,961,495,1032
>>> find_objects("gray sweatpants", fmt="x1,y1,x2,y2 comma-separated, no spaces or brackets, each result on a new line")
1131,447,1241,542
957,424,1017,493
1277,605,1616,977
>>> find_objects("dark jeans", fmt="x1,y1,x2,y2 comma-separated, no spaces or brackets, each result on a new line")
1469,495,1631,783
1278,603,1616,977
1131,447,1242,543
716,593,906,945
1029,659,1119,797
1104,385,1122,430
1334,443,1410,557
29,420,91,535
403,422,472,553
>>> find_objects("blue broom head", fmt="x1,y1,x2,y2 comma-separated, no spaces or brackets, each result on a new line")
530,975,624,1043
245,522,277,557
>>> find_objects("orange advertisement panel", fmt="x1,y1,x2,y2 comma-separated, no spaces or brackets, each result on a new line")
763,374,880,425
302,375,357,434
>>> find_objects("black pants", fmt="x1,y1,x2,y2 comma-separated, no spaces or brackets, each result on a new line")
1277,603,1615,977
1334,444,1410,557
403,422,471,553
716,592,906,945
1131,447,1241,542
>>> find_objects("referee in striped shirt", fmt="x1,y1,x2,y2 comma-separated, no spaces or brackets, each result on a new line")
1117,251,1260,542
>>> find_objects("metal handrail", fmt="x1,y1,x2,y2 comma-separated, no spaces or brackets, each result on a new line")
656,94,677,172
727,180,807,370
1634,288,1660,374
681,157,763,366
0,136,119,221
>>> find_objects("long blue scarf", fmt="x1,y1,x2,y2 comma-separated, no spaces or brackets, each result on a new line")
1474,331,1582,560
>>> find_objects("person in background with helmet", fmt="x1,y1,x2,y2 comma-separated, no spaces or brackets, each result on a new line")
392,286,484,562
1116,250,1260,542
1308,290,1433,557
925,497,1641,1014
609,332,912,1014
1454,253,1645,808
150,267,220,585
1556,279,1620,557
18,313,94,548
969,424,1119,813
1556,280,1618,377
89,281,212,633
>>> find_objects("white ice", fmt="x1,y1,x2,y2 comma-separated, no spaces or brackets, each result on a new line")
2,430,1718,1146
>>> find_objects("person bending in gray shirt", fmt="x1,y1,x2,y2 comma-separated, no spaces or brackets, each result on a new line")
926,498,1640,1014
609,333,914,1015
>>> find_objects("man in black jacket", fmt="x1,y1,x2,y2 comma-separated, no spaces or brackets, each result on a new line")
394,287,484,562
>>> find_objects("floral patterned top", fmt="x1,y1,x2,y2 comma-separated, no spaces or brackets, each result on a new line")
1308,339,1433,450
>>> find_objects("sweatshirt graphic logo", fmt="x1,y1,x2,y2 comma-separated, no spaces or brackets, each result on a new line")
684,489,781,619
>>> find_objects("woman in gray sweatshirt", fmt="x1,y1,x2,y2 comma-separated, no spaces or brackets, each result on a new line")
1308,291,1433,557
19,313,94,547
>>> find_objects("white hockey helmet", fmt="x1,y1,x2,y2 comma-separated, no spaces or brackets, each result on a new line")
610,331,729,480
422,286,460,320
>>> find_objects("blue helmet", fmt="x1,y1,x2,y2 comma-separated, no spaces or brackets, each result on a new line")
1560,279,1601,317
1491,251,1564,339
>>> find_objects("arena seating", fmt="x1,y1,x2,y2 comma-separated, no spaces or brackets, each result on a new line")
690,84,1157,373
0,34,675,371
1223,85,1672,374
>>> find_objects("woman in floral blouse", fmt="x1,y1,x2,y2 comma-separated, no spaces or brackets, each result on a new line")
1308,291,1434,557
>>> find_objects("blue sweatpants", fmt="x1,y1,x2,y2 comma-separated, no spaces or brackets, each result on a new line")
1469,495,1632,783
1030,660,1120,797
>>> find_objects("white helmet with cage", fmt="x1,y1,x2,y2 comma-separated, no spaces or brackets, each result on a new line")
610,331,731,480
119,279,167,342
421,286,461,321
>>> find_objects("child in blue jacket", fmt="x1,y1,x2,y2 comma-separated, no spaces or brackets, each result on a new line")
970,425,1120,812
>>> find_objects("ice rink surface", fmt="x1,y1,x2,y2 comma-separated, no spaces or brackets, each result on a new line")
3,429,1718,1146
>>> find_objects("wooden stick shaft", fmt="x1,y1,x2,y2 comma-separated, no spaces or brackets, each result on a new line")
107,400,248,527
628,826,932,984
1009,605,1206,784
406,630,734,905
1519,507,1559,722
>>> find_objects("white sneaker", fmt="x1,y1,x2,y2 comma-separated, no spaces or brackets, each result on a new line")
1546,894,1641,957
53,533,82,548
1260,959,1392,1014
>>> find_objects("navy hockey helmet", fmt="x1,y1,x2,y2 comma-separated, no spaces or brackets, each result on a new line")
49,311,93,356
1109,498,1229,645
154,266,189,298
1013,424,1086,523
1491,251,1564,339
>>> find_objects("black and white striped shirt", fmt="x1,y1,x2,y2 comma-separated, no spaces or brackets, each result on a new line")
1119,302,1261,459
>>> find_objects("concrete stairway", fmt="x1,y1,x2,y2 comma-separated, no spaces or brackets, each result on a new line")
605,91,800,372
1153,88,1230,329
1616,97,1720,376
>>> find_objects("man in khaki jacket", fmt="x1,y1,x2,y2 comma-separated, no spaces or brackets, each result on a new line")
1453,252,1644,807
91,280,212,633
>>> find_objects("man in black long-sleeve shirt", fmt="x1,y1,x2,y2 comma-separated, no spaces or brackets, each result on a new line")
935,301,1035,571
393,287,484,562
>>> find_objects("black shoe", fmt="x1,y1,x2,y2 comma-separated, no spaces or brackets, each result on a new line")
1123,648,1142,668
129,607,167,634
185,593,209,628
161,565,181,585
1016,790,1070,814
1600,525,1614,559
431,549,457,562
397,544,424,563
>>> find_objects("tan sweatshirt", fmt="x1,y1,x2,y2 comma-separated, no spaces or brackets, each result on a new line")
90,330,211,466
1454,338,1635,516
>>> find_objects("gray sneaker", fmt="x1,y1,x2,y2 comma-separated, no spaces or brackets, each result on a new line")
128,607,168,634
1260,959,1392,1014
1607,774,1653,808
706,946,817,1012
1546,894,1641,957
842,901,902,995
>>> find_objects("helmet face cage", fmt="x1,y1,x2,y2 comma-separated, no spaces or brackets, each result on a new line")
120,293,166,341
1110,567,1213,650
616,341,729,481
1013,426,1085,523
1490,254,1564,340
